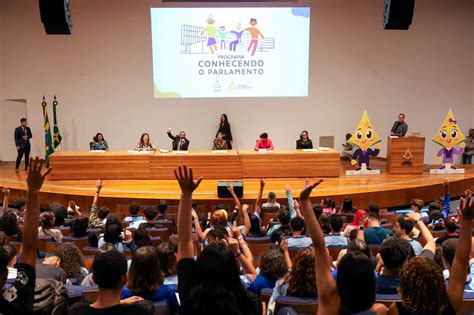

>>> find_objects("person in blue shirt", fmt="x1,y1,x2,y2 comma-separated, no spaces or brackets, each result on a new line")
363,213,393,245
121,246,179,314
287,216,313,249
248,249,287,296
90,133,109,151
325,214,348,247
376,237,412,294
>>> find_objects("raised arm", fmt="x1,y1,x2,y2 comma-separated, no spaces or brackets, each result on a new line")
1,187,10,216
89,179,103,227
176,166,203,260
299,179,339,314
228,183,241,210
21,157,51,267
227,235,256,282
241,204,251,236
280,238,292,269
448,190,474,311
285,184,297,218
191,209,206,241
441,179,451,219
255,178,265,212
167,129,175,141
407,212,435,254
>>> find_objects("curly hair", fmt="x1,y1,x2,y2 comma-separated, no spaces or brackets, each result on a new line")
59,243,86,281
260,249,288,281
281,247,317,297
0,211,22,240
399,256,448,314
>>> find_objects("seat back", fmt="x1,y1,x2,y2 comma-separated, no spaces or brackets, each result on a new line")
247,243,275,257
327,247,347,261
153,301,171,315
274,296,318,315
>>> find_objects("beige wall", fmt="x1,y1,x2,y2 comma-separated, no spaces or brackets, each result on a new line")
0,0,473,163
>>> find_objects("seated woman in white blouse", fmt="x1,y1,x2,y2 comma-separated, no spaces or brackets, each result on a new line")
135,133,156,151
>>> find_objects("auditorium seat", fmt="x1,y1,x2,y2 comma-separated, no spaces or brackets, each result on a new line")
368,244,381,256
9,241,22,252
261,287,273,314
262,212,277,227
82,289,99,301
82,246,99,256
151,236,162,247
381,213,400,226
327,246,347,261
45,241,62,252
375,293,400,307
460,292,474,314
145,228,170,241
82,255,94,271
274,296,318,315
36,235,54,252
63,236,90,251
246,236,271,244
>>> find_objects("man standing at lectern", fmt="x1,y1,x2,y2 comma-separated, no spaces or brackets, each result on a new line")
14,118,33,172
390,113,408,137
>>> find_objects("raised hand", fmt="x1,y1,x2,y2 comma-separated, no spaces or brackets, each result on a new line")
406,212,421,222
226,237,240,256
285,184,292,193
280,238,289,252
242,204,249,212
174,165,203,196
26,157,51,193
299,179,324,201
259,178,265,190
227,183,234,192
96,179,104,192
293,199,300,210
231,226,241,239
1,187,10,196
442,179,450,193
459,190,474,220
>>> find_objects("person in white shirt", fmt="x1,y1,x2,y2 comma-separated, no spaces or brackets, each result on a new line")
325,215,348,247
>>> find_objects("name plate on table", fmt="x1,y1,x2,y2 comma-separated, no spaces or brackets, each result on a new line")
212,150,228,154
172,151,189,154
89,150,106,153
302,149,318,152
126,150,152,155
317,147,330,151
258,149,274,153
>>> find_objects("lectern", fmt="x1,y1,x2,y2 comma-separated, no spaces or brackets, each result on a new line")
386,137,425,175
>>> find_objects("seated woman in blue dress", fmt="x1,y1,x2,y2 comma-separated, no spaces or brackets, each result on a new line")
90,133,109,151
121,246,179,314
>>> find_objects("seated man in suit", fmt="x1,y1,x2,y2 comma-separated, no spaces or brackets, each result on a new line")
167,128,190,151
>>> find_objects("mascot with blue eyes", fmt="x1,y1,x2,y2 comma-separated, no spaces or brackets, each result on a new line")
430,108,465,174
346,110,382,175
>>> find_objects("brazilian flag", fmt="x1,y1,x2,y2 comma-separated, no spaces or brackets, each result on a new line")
42,97,55,166
52,95,62,149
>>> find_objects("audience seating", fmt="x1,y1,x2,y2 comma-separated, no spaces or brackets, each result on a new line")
36,236,54,252
381,213,400,226
82,255,94,271
145,228,170,241
82,246,99,256
152,301,171,315
246,236,271,244
274,296,318,315
327,246,346,261
247,243,275,257
45,241,62,252
63,236,90,251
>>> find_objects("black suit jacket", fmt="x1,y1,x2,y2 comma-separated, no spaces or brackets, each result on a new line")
167,132,190,151
14,126,33,149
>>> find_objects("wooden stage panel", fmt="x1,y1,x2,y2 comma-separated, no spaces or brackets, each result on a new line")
239,149,340,178
386,137,426,175
49,151,152,180
150,150,242,180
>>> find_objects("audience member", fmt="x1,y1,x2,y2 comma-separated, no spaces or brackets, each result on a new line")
49,202,67,227
267,247,317,314
376,237,411,294
36,251,67,283
249,249,288,296
320,197,336,215
254,132,274,151
88,180,109,228
2,244,17,280
368,203,380,215
38,210,63,242
287,216,312,249
156,242,178,285
435,216,459,245
325,215,348,247
175,166,260,315
319,215,332,234
124,202,145,228
263,192,280,209
268,208,292,243
363,213,393,245
121,246,179,314
69,251,153,315
299,179,388,314
410,198,427,218
0,157,50,314
81,243,118,286
71,217,89,238
133,226,153,249
441,238,474,292
241,204,266,237
343,209,368,237
394,217,423,255
59,242,88,283
0,210,23,241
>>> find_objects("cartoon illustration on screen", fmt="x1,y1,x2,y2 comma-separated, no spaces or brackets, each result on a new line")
244,18,265,57
200,15,218,54
346,110,382,175
430,108,466,174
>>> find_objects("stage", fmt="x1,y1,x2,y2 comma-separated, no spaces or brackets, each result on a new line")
1,160,473,211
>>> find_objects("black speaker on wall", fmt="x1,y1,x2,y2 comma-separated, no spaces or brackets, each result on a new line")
217,181,243,198
39,0,73,34
383,0,415,30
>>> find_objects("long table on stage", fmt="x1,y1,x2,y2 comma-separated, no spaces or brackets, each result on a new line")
49,149,341,180
239,149,340,178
